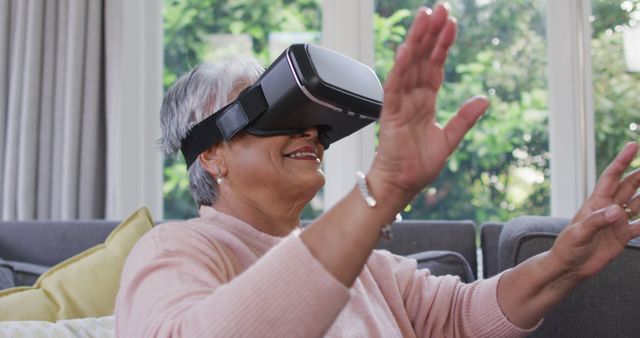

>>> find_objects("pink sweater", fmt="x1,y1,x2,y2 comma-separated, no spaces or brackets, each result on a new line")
115,206,534,337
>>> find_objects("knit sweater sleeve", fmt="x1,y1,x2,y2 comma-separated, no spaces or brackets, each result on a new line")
370,251,540,338
115,226,350,338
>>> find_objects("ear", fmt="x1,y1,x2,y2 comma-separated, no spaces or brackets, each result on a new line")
197,144,227,177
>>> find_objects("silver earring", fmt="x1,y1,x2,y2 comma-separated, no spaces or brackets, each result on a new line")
216,167,223,185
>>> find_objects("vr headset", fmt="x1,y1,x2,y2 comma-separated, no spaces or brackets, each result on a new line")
181,43,383,168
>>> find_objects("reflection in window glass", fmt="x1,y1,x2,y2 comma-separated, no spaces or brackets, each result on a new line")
163,0,322,220
591,0,640,175
374,0,550,223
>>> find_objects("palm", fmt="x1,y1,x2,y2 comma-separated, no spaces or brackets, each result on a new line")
372,6,488,194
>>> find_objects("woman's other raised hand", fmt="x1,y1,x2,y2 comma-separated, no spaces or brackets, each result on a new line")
550,142,640,282
370,4,490,202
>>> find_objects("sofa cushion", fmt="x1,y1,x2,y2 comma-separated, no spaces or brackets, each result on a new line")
0,207,154,321
0,315,114,337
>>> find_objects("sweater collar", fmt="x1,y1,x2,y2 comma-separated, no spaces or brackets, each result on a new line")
198,205,301,251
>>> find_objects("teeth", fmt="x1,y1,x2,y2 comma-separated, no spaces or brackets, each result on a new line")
288,151,317,158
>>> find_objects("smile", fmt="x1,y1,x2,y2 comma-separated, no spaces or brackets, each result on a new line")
285,151,318,160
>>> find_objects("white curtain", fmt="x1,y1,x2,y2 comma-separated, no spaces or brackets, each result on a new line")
0,0,163,221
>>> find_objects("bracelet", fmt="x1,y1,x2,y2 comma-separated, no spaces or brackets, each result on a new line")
355,171,401,240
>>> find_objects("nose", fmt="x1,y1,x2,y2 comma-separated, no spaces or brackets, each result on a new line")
298,127,318,140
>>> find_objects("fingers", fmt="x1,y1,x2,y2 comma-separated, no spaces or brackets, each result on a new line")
423,17,457,90
384,3,452,95
416,4,449,61
383,44,411,113
616,168,640,205
402,7,433,90
443,96,489,151
592,142,639,200
413,4,451,90
576,205,626,243
625,192,640,219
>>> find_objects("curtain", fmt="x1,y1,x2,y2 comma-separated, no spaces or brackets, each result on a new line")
0,0,106,220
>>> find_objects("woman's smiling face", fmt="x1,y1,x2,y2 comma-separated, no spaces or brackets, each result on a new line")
219,127,326,204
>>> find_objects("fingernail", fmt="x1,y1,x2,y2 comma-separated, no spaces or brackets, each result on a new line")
605,205,620,222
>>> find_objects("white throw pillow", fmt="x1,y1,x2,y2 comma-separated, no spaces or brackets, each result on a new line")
0,315,114,338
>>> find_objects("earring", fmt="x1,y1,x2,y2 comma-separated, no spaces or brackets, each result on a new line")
216,167,223,185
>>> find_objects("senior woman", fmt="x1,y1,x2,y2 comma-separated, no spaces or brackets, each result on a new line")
115,4,640,338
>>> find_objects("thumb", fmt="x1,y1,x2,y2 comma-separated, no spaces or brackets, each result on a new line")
443,95,489,151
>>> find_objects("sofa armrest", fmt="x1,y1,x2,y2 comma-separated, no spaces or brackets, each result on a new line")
407,250,475,283
497,215,640,337
6,260,50,286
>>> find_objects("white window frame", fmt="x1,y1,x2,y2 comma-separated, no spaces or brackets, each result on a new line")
320,0,597,218
321,0,376,209
547,0,596,217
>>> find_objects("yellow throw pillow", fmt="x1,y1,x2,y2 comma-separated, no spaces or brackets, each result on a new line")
0,207,154,321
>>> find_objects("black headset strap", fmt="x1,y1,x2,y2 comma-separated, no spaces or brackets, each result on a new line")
180,84,268,168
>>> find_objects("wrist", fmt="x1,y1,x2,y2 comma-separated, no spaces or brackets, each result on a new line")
541,250,583,290
364,168,416,213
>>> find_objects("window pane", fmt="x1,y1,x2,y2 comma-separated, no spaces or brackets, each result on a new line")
591,0,640,176
374,0,550,223
163,0,323,220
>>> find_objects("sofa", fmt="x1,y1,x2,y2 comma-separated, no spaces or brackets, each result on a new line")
0,219,477,292
2,215,639,337
481,216,640,338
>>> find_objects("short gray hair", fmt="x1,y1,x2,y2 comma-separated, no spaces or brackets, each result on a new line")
159,57,264,207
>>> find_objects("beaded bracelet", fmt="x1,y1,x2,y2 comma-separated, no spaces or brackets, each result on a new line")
355,171,401,240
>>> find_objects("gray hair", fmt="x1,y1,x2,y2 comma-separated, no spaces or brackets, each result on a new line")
159,57,264,207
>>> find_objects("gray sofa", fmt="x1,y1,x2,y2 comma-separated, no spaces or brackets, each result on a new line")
481,216,640,338
0,219,477,292
4,216,637,337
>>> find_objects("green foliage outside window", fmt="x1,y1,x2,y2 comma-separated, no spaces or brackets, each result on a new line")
163,0,640,223
163,0,323,219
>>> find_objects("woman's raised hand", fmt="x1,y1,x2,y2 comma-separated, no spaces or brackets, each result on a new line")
370,4,490,199
549,142,640,281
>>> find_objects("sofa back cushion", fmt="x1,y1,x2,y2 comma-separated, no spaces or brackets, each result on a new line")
479,222,503,278
0,221,119,267
376,220,477,278
0,208,154,321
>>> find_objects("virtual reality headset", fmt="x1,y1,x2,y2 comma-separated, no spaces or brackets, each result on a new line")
181,43,383,168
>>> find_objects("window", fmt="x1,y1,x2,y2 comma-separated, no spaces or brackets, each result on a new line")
163,0,323,219
162,0,636,224
374,0,550,223
591,0,640,175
